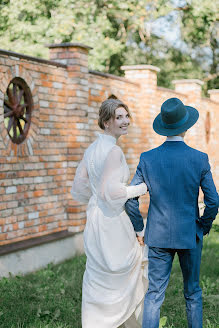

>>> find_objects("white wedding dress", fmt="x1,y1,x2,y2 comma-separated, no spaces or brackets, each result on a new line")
71,133,148,328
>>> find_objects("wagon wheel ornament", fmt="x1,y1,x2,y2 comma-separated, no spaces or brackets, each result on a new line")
4,78,32,144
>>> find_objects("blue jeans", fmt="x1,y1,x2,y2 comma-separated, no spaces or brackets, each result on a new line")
142,238,203,328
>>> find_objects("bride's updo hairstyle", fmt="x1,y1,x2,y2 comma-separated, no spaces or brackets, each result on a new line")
98,98,131,130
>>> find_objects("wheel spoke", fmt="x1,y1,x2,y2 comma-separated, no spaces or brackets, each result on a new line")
4,105,12,114
4,78,32,144
4,110,13,118
4,101,13,111
13,83,18,103
7,87,14,104
13,119,17,138
17,119,23,134
18,89,24,104
20,116,28,123
21,104,28,110
7,116,14,132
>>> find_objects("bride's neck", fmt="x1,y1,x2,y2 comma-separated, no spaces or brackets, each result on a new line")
103,131,119,141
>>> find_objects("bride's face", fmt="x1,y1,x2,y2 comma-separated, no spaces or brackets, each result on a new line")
105,107,130,138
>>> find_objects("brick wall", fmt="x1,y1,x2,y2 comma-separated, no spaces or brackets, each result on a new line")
0,43,218,246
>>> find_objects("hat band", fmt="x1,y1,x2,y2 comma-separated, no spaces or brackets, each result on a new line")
162,111,189,129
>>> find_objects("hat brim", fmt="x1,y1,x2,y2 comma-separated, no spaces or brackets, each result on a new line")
153,106,199,136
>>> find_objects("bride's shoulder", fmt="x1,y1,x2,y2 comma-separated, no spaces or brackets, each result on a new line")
107,145,125,164
84,138,99,154
109,144,123,155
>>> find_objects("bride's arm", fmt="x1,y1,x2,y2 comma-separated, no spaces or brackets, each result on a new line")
98,146,147,210
71,158,92,204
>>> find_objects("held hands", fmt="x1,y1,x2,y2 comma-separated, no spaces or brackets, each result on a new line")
137,236,144,246
139,183,147,195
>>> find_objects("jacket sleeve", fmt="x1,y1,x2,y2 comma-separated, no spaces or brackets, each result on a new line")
199,154,219,235
125,154,147,233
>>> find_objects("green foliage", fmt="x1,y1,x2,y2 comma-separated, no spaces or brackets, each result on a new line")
0,0,167,72
0,0,218,89
180,1,218,46
159,316,167,327
179,0,219,89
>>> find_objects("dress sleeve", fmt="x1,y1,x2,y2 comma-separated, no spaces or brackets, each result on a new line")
98,146,147,211
71,158,92,204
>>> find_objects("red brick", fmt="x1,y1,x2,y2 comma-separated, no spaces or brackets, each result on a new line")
0,47,218,248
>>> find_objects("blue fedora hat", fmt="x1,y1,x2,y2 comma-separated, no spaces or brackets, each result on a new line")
153,97,199,136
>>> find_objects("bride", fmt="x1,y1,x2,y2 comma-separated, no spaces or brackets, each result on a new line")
71,98,148,328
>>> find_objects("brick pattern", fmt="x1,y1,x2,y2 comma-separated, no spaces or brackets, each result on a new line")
0,44,218,246
0,54,70,245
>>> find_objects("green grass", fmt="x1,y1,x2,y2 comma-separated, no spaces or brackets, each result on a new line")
0,256,86,328
0,226,218,328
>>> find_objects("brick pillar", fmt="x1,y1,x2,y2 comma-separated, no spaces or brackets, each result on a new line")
121,65,160,93
121,64,160,144
48,42,91,66
121,65,160,216
48,42,92,113
173,79,204,98
173,79,205,153
48,42,92,233
121,64,160,147
208,89,219,102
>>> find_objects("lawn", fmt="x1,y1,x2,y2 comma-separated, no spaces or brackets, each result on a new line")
0,222,218,328
160,219,219,328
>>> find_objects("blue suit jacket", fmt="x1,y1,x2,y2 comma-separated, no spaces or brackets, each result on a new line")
125,141,219,249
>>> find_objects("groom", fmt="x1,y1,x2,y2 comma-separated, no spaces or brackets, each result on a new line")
125,97,219,328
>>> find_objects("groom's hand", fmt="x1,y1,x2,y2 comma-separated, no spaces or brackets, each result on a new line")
137,236,144,246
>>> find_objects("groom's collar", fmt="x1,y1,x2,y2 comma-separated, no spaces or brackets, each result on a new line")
166,136,184,142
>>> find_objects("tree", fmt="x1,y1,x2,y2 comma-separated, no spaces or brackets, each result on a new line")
178,0,219,90
0,0,218,92
0,0,171,73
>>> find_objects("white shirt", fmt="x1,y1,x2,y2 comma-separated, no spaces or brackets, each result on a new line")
166,136,184,142
136,135,184,237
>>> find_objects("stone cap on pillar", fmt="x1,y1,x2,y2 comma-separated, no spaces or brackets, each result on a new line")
47,42,92,65
47,42,92,50
121,65,160,72
173,79,204,97
208,89,219,102
121,65,160,89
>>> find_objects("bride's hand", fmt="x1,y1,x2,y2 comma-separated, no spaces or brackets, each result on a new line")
137,236,144,246
140,183,147,195
126,183,147,199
